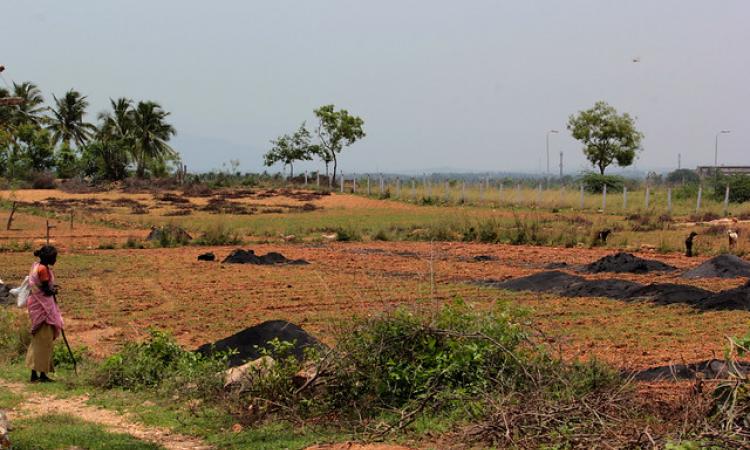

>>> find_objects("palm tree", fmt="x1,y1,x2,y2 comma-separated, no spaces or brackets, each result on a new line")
10,82,46,127
47,89,95,147
131,101,176,178
97,97,134,141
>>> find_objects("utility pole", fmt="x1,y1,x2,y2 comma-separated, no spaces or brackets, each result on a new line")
714,130,731,180
546,129,559,177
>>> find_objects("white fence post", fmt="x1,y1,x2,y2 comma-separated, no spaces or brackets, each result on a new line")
367,176,371,195
379,174,384,194
602,184,607,211
353,177,357,193
304,170,308,186
696,185,702,213
479,181,484,202
723,185,730,216
645,186,650,209
411,179,416,202
340,173,344,193
317,172,320,187
396,177,401,198
498,182,503,204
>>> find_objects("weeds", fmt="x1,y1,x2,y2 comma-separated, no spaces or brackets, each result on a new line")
194,223,244,246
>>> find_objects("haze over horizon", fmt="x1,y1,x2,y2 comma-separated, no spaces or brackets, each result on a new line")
2,1,748,175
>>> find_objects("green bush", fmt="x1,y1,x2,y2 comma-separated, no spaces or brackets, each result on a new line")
0,308,29,362
712,174,750,203
194,223,243,246
334,226,362,242
94,329,225,395
666,168,700,185
580,172,625,194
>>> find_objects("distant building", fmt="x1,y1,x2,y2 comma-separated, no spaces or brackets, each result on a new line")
696,166,750,177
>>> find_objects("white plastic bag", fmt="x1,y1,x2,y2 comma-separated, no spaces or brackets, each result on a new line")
10,276,30,308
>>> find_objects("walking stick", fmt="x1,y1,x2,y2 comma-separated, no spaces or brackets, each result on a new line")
53,294,77,375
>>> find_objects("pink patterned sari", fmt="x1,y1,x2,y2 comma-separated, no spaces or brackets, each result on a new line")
27,262,64,339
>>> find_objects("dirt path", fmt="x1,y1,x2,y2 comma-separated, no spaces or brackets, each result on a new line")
0,379,212,450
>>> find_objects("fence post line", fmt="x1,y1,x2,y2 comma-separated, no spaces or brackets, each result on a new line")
623,186,628,210
304,170,308,186
379,174,384,194
579,184,585,209
667,188,672,213
696,185,703,213
498,182,503,204
536,183,542,205
317,172,320,187
353,176,357,193
723,185,730,216
366,176,371,195
340,173,344,193
645,186,651,209
602,184,607,211
396,177,401,198
411,179,416,202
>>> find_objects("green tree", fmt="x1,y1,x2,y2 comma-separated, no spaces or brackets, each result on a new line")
79,140,130,181
567,101,643,175
313,104,365,183
4,124,55,177
666,168,700,185
47,89,96,147
131,101,176,178
0,82,46,129
263,123,314,178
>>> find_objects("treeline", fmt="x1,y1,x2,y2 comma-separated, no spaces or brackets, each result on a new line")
0,81,178,185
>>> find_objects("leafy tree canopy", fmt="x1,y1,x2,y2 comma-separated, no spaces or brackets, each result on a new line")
567,101,643,175
263,123,314,178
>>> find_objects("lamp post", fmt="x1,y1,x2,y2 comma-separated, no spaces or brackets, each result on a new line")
714,130,731,178
546,130,559,176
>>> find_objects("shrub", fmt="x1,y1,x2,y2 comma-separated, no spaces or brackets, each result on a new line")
0,308,30,362
580,172,624,194
712,175,750,203
666,168,700,185
30,171,57,189
122,236,145,249
94,329,225,396
194,223,243,246
334,226,361,242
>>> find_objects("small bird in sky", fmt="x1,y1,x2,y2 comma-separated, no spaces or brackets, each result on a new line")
632,57,641,63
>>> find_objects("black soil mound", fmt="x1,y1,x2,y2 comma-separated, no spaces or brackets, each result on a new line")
197,252,215,262
631,359,750,381
583,252,677,274
195,320,322,367
492,271,750,311
222,249,309,265
682,254,750,279
491,270,585,294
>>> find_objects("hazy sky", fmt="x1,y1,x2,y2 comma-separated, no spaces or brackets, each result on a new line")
2,1,748,174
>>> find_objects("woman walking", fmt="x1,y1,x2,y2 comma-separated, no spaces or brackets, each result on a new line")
25,245,63,383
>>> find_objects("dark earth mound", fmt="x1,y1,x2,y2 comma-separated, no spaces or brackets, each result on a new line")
583,252,677,274
488,270,585,294
222,249,309,265
491,271,750,311
630,359,750,381
682,254,750,279
472,255,498,262
195,320,322,367
197,252,215,262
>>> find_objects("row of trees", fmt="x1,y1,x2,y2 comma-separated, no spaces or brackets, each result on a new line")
263,104,365,181
0,81,178,182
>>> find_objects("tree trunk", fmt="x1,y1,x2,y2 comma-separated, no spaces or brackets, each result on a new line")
332,153,338,186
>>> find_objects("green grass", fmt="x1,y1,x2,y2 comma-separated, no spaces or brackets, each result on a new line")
0,387,22,409
8,414,161,450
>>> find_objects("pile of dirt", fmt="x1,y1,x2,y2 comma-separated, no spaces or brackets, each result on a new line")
489,271,750,311
583,252,677,274
631,359,750,381
197,252,215,262
222,249,309,265
201,197,255,215
195,320,322,367
682,254,750,279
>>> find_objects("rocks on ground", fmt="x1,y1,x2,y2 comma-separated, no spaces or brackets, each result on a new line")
222,249,309,265
682,254,750,279
196,320,322,367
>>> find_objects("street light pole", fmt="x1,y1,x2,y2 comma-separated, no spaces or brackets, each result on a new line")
546,129,559,177
714,129,731,178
